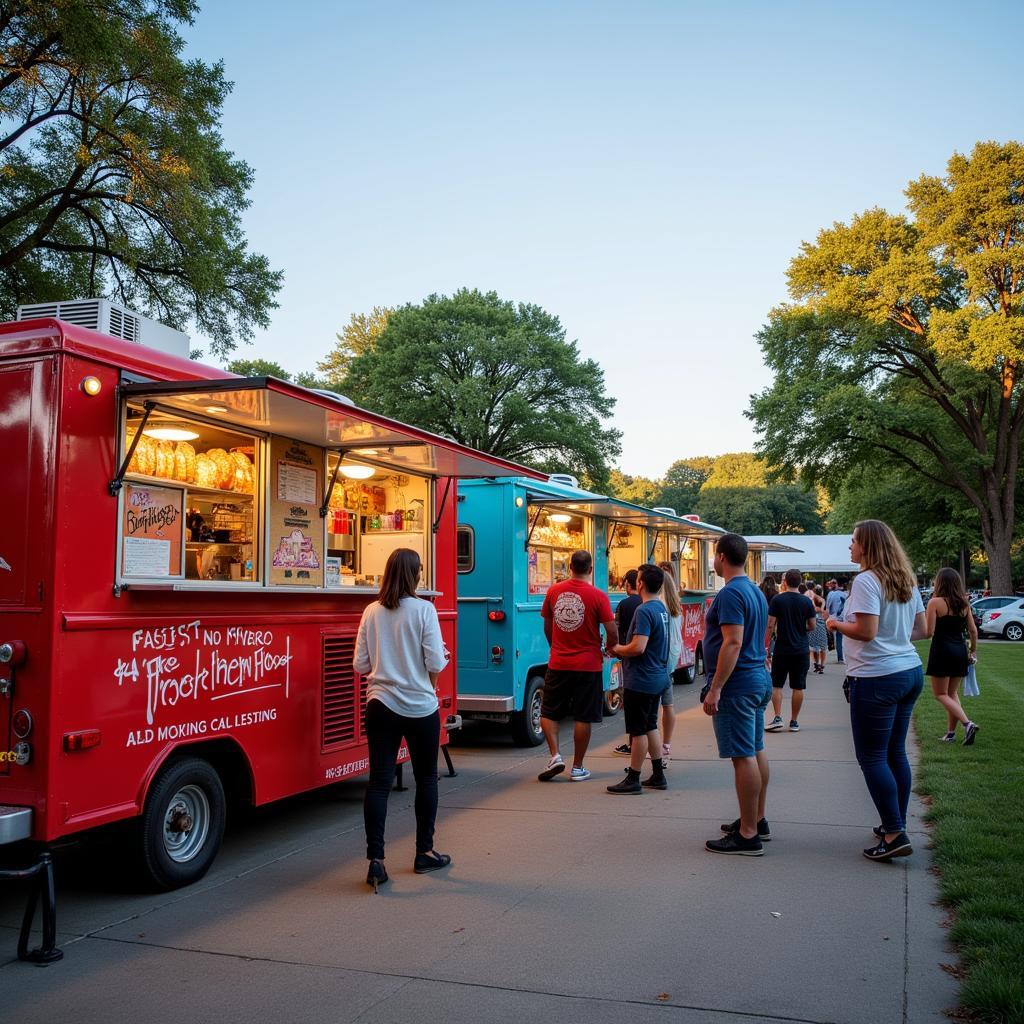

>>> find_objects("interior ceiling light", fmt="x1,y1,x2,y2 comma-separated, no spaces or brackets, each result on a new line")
352,448,379,456
339,464,375,479
143,426,200,442
549,513,572,523
205,405,228,414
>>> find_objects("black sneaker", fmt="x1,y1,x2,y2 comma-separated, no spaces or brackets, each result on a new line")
612,743,632,756
705,832,764,856
963,722,979,746
607,770,642,794
863,832,913,861
721,817,771,841
641,774,667,790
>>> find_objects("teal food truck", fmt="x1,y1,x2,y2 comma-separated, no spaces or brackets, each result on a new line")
455,476,725,745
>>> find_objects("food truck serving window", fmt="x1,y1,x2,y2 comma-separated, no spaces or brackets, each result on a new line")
607,524,644,591
121,404,261,583
325,452,431,589
527,507,590,596
678,537,705,591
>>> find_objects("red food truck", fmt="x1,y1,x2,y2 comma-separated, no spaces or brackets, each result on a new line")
0,316,536,891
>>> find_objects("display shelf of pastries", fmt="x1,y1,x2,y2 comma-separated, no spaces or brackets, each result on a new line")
125,431,256,495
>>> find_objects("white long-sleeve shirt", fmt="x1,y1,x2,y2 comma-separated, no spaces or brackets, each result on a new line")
353,597,449,717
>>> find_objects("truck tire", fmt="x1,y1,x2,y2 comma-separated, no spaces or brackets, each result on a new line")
603,688,622,716
1004,622,1023,642
139,757,226,890
510,675,545,747
672,664,695,686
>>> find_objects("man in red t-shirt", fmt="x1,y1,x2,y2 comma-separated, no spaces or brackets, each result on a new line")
537,550,618,782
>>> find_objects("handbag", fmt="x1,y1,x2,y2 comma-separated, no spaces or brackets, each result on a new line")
963,662,980,697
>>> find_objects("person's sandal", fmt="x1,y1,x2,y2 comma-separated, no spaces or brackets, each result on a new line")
414,851,452,874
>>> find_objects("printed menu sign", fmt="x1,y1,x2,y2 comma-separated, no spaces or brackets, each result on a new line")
121,483,184,577
268,436,324,587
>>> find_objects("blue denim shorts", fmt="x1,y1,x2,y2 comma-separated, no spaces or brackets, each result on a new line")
712,685,772,758
660,681,674,707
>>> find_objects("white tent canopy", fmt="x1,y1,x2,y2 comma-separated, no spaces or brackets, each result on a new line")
747,534,857,575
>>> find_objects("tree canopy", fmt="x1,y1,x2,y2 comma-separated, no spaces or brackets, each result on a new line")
318,306,391,386
750,141,1024,593
650,457,713,516
339,289,621,485
701,452,769,489
0,0,281,356
695,485,823,535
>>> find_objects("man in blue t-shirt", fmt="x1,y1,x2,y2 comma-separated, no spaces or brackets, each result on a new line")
607,564,669,794
702,533,772,856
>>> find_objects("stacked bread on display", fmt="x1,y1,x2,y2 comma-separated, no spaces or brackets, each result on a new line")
127,431,254,492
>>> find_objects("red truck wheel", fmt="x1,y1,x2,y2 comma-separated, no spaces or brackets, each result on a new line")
139,757,226,890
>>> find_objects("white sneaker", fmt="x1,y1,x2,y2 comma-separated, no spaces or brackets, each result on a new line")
538,753,565,781
569,766,591,781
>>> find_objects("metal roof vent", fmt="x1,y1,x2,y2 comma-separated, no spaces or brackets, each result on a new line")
547,473,580,489
652,506,677,516
16,297,189,358
311,388,355,406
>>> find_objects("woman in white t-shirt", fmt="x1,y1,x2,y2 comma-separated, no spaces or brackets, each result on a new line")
825,521,927,863
354,548,451,891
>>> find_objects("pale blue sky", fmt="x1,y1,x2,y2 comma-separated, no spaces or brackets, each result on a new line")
184,0,1020,478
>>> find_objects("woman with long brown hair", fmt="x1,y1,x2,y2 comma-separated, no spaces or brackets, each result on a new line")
354,548,451,891
658,560,683,759
925,567,979,744
825,521,927,863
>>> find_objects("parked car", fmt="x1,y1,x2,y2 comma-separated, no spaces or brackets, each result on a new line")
971,595,1018,629
980,599,1024,641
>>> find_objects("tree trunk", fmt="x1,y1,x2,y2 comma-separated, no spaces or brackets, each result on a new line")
981,523,1015,595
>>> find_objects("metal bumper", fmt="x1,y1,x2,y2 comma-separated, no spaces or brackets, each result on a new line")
0,805,32,844
457,695,515,713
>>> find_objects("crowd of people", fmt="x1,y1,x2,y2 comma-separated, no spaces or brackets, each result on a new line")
350,521,981,888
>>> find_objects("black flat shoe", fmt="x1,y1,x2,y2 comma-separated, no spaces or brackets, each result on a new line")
863,833,912,861
366,859,389,893
414,851,452,874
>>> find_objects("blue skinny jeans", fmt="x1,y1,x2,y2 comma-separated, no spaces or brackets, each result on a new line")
848,666,924,834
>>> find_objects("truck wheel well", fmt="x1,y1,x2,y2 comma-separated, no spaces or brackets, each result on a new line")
148,739,254,813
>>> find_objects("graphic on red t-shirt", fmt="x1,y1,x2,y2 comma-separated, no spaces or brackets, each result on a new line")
541,579,613,671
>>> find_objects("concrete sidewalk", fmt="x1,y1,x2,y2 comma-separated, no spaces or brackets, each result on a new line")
1,660,958,1024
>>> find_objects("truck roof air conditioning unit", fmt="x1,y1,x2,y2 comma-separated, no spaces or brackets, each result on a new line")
16,298,190,360
652,506,677,516
547,474,580,489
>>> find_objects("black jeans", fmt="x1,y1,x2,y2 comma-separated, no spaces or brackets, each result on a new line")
363,699,441,860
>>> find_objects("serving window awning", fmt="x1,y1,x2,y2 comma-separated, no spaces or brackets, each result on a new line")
746,541,804,553
524,490,727,541
118,377,543,480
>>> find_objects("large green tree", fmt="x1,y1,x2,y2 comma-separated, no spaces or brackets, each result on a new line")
318,306,391,387
339,288,621,484
750,142,1024,593
701,452,769,489
695,484,823,534
608,469,659,506
654,457,713,515
0,0,281,356
828,464,980,574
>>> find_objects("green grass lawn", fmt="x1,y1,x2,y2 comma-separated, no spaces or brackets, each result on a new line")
913,641,1024,1024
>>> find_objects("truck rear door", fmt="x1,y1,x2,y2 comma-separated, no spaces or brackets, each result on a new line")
0,357,53,769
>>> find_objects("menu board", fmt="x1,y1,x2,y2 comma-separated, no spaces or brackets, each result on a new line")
121,483,184,578
268,436,324,587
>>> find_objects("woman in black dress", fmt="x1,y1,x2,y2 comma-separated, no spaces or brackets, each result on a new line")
925,568,979,745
